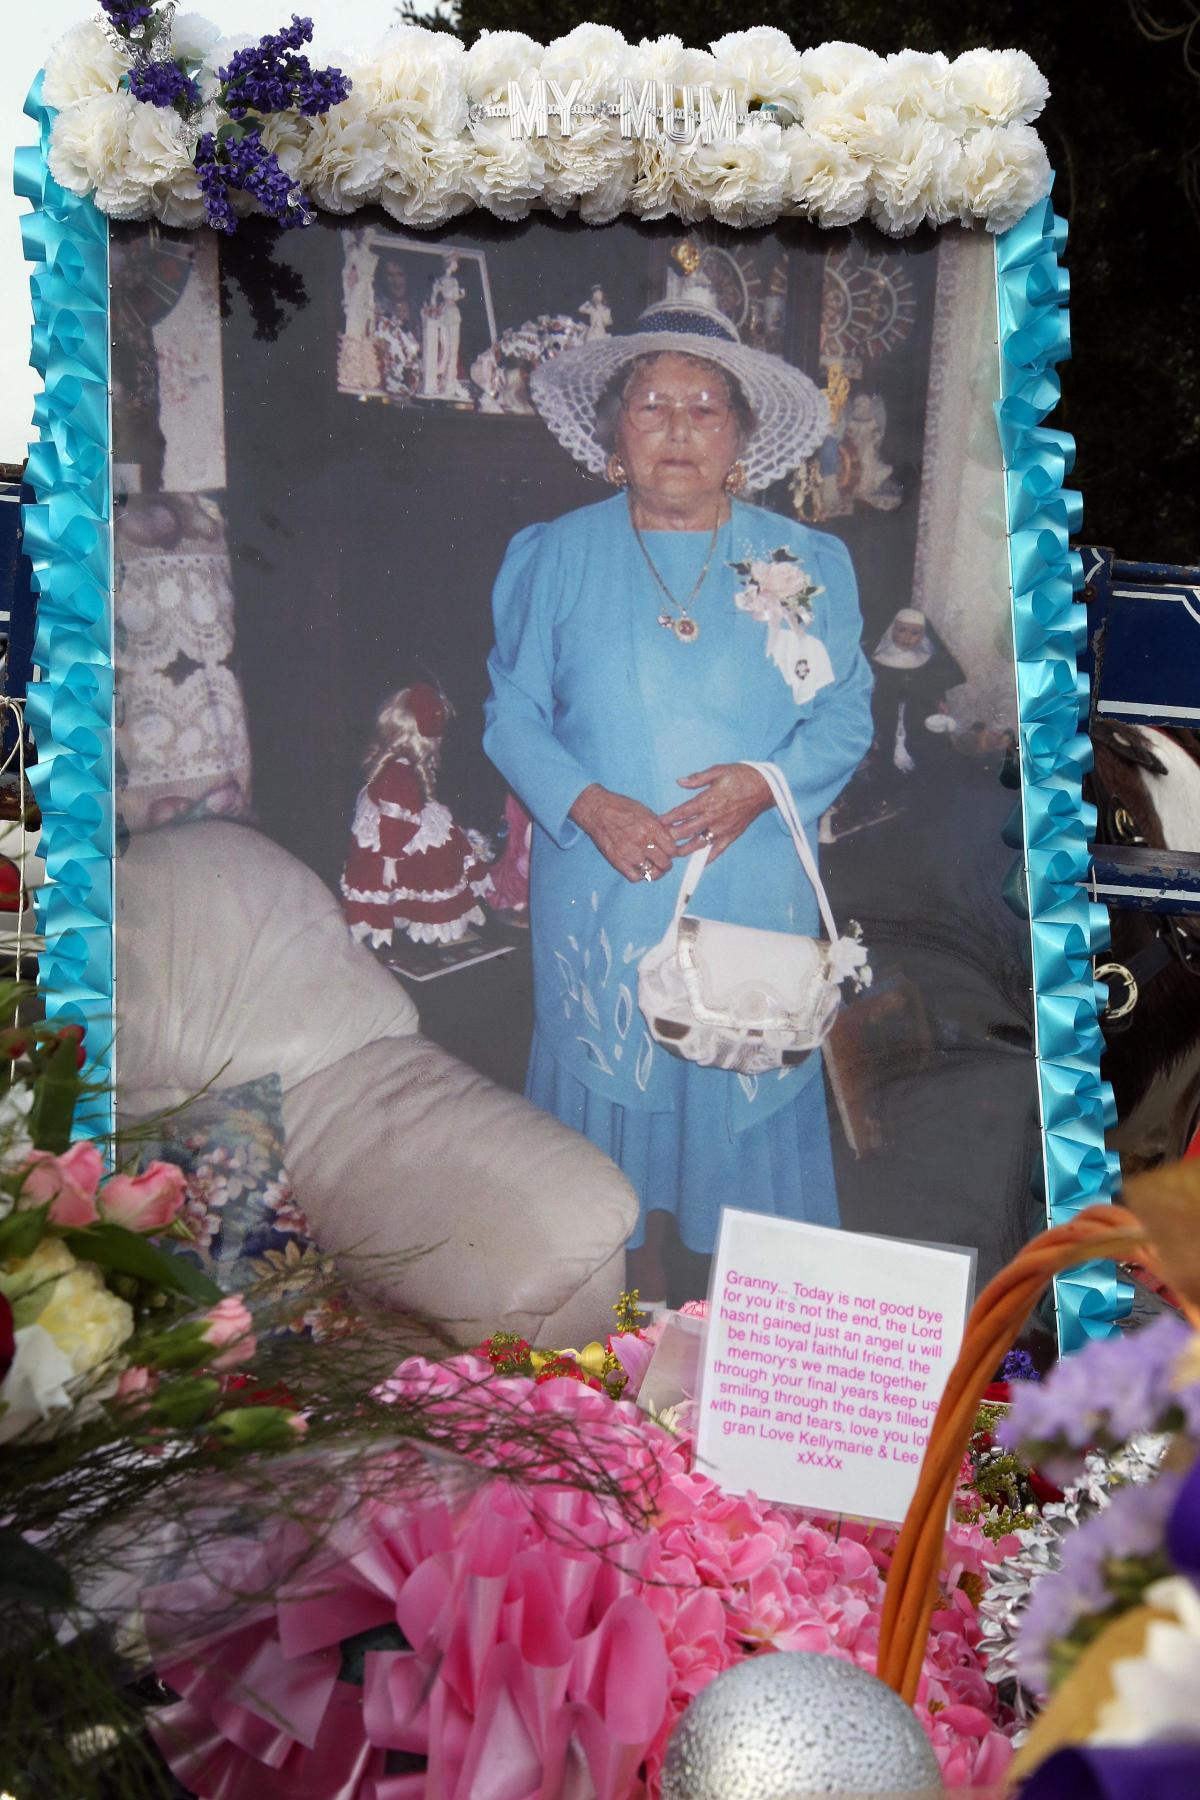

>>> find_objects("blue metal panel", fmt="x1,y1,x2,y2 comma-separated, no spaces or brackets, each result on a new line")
1083,544,1200,729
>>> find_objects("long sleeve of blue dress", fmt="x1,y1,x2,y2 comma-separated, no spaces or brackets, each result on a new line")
768,529,875,823
482,523,592,851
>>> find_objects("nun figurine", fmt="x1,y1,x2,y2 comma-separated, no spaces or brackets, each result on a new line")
870,608,964,783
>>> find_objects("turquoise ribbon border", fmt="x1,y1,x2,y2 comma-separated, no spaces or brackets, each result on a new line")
996,196,1129,1349
13,75,114,1119
11,83,1122,1342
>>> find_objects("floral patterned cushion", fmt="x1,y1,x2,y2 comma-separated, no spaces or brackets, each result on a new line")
137,1073,322,1306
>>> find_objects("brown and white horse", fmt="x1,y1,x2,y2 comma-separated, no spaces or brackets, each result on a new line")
1088,723,1200,1167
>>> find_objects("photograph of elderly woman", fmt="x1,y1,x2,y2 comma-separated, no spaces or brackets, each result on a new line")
110,212,1038,1314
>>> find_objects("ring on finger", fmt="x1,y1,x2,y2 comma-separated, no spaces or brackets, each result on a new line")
637,858,655,881
700,827,715,845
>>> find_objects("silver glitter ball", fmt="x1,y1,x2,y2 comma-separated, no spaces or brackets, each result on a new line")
662,1653,943,1800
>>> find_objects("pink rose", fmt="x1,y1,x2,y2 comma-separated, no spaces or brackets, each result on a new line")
115,1365,159,1405
19,1142,104,1227
100,1161,187,1234
754,557,811,604
200,1296,256,1371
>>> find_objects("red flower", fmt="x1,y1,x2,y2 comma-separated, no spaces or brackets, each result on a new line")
220,1372,298,1410
533,1356,603,1390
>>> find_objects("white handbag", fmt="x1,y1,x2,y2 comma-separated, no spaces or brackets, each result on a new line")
637,761,870,1074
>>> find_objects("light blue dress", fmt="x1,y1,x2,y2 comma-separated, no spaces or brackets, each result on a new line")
483,493,873,1251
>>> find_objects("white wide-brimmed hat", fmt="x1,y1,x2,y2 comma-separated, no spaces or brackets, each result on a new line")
529,295,830,493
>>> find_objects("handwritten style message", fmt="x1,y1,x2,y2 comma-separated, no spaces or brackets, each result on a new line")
695,1212,973,1523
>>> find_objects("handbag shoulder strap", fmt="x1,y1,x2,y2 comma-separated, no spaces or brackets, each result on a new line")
744,760,841,944
662,761,841,946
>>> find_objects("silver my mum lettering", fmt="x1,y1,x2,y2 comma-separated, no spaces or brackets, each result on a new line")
468,80,751,143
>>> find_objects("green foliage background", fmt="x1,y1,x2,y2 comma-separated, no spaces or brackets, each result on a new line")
439,1,1200,564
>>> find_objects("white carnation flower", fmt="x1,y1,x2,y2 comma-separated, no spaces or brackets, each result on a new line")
125,106,206,228
463,30,543,105
803,81,901,158
783,125,871,227
960,123,1052,231
678,117,790,228
257,111,308,177
42,20,129,109
629,138,705,224
170,11,222,64
357,27,467,137
199,34,255,104
710,26,807,116
796,40,883,103
465,118,546,221
540,23,632,104
377,120,471,228
578,154,637,225
628,34,722,93
298,94,390,213
949,48,1050,126
884,49,968,131
541,116,631,214
48,91,140,202
867,117,964,235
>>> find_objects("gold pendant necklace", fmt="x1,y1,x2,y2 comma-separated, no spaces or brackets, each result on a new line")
629,497,722,644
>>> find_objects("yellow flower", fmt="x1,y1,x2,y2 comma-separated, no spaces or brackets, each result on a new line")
1,1239,133,1377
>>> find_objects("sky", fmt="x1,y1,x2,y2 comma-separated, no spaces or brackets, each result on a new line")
0,1,424,463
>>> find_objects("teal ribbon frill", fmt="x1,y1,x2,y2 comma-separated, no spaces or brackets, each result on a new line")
996,195,1129,1349
15,75,113,1106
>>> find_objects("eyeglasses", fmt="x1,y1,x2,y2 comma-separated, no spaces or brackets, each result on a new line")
622,390,733,434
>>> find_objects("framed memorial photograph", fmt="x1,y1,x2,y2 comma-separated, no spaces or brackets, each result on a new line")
19,23,1117,1355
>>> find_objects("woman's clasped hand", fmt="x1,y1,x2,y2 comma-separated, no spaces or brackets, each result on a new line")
571,762,773,880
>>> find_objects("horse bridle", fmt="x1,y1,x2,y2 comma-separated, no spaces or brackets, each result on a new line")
1089,721,1200,1030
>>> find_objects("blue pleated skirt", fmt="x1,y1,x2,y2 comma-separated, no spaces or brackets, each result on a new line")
526,1034,840,1252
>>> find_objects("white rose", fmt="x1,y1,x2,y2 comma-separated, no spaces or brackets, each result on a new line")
42,20,129,109
710,26,807,115
377,120,471,228
960,123,1052,231
796,41,883,103
462,30,543,105
783,125,871,227
170,11,222,64
948,48,1050,127
465,118,545,221
0,1324,75,1445
678,117,789,228
628,34,722,94
540,23,632,104
358,27,467,137
298,94,390,213
48,91,141,205
867,117,964,235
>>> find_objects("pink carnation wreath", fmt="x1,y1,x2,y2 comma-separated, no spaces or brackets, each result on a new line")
146,1355,1015,1798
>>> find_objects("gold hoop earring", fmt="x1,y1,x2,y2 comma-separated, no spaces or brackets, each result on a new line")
606,454,628,489
723,461,748,496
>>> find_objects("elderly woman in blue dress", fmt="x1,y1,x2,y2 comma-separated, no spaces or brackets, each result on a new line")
483,280,873,1303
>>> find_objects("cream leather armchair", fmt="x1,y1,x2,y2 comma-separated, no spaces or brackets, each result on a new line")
116,820,637,1346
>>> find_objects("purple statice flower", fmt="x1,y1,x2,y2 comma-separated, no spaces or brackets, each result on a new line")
998,1314,1193,1478
100,0,154,32
218,15,350,122
1001,1348,1040,1384
1017,1470,1183,1692
195,128,312,236
128,60,200,110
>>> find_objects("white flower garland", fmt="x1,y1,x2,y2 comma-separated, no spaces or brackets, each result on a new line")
43,19,1053,235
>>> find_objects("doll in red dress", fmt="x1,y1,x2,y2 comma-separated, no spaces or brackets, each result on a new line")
340,683,492,948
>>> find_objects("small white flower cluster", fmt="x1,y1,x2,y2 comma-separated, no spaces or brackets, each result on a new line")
42,20,1053,236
